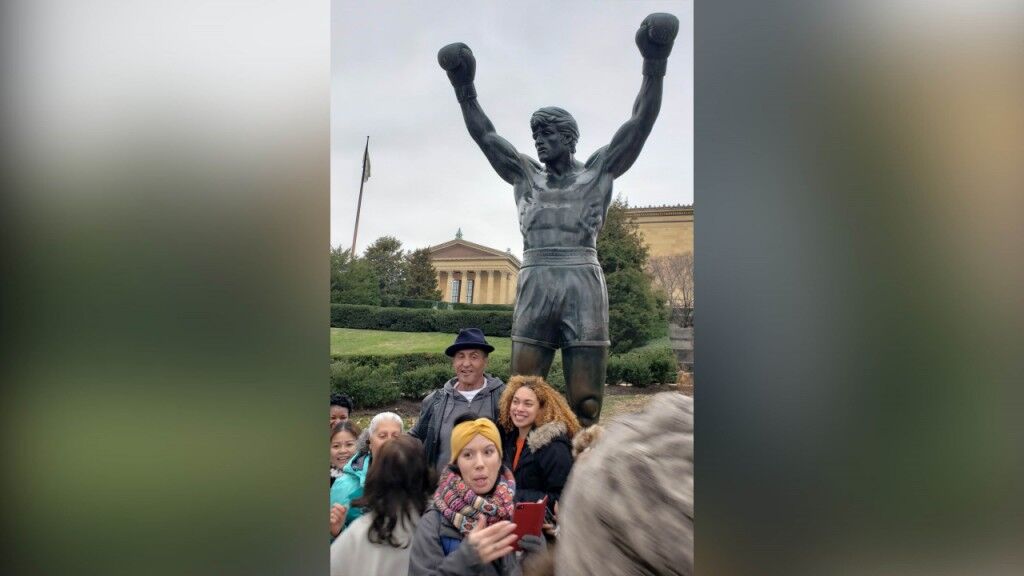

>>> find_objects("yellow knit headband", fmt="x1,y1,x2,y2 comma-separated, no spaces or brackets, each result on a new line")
449,418,503,464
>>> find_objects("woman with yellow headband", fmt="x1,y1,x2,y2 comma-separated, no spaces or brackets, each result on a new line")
408,414,545,576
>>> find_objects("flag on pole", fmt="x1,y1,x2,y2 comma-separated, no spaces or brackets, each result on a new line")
361,140,371,183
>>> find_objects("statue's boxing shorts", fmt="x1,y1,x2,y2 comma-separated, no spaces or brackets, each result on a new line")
511,247,610,349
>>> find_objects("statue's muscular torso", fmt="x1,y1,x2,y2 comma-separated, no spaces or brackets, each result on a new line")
514,155,614,250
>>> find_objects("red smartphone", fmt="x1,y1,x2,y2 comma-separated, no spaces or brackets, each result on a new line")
512,496,547,551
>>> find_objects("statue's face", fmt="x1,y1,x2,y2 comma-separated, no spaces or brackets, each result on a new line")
533,123,569,163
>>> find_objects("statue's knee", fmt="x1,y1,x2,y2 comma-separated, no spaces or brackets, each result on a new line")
578,398,601,424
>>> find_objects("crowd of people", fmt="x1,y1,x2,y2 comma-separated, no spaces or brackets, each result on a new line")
329,328,693,576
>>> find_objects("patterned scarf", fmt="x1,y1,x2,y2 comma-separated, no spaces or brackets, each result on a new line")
433,465,515,535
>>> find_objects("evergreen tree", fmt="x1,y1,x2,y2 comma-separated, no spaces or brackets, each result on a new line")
362,236,408,307
405,247,442,301
596,198,669,353
330,245,380,305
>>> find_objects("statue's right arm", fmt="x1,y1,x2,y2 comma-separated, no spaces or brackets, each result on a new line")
459,100,526,185
439,43,526,185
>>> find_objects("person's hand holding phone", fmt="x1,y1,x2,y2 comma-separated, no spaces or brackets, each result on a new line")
512,497,547,550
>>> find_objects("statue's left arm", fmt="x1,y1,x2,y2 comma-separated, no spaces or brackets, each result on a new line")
591,13,679,179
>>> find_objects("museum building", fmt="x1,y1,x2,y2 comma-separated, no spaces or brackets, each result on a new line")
428,204,693,305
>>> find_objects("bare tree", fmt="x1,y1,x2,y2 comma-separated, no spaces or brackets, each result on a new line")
647,252,694,325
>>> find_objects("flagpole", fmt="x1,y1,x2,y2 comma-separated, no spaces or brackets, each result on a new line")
351,135,369,255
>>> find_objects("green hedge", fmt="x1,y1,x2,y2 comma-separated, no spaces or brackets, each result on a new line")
330,361,400,408
399,364,452,400
396,300,514,312
452,302,514,311
606,345,677,387
434,309,513,336
330,345,675,408
398,299,443,309
335,352,453,373
331,304,512,336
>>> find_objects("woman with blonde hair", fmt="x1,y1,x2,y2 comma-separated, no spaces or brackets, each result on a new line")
497,376,579,515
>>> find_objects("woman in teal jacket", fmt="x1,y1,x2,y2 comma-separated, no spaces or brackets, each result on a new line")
330,412,404,538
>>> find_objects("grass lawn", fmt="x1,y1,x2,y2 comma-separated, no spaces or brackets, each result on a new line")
332,328,513,358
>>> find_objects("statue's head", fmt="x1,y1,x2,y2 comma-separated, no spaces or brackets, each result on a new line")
530,107,579,157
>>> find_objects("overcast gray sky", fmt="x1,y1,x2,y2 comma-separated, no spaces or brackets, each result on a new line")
332,0,693,259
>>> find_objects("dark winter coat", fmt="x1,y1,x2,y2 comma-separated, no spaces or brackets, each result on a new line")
409,375,505,471
407,507,522,576
502,421,573,513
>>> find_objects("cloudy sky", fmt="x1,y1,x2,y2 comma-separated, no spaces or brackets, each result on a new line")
332,0,693,259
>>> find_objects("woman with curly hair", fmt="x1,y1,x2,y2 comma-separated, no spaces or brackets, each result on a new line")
497,375,580,515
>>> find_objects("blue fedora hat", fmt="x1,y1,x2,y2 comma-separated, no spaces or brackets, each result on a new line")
445,328,495,357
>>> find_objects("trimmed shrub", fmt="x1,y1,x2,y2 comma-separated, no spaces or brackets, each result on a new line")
434,309,512,336
605,345,677,387
374,307,435,332
330,304,512,335
399,363,452,400
618,355,653,387
330,361,400,409
636,347,678,384
398,299,441,309
452,302,514,311
336,352,452,374
330,304,432,331
605,354,623,385
486,356,511,384
545,358,566,394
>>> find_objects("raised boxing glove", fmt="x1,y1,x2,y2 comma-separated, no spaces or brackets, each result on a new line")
438,42,477,101
635,13,679,76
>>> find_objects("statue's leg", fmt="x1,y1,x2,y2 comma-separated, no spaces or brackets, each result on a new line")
511,340,556,378
562,345,608,426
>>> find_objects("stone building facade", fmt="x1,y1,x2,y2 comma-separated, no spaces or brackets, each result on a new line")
625,204,694,258
428,238,521,305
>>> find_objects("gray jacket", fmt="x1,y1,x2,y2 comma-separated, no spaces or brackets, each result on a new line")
407,508,521,576
409,375,506,470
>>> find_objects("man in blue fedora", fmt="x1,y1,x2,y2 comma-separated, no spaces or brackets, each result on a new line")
409,328,507,471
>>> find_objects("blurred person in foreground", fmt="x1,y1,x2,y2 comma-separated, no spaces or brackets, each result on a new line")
330,420,361,487
410,328,507,471
497,376,579,518
409,415,545,576
330,411,404,538
331,434,437,576
549,392,693,576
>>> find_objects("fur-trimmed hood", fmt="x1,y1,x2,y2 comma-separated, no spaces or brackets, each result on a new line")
355,428,370,454
526,420,569,453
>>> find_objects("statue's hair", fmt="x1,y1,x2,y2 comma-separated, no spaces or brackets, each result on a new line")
530,107,580,154
497,375,580,439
